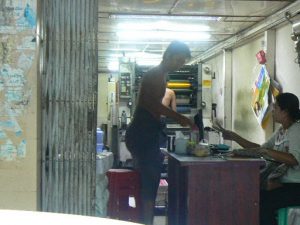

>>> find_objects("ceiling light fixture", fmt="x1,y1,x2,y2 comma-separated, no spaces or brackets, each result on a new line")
136,59,161,66
108,52,161,60
126,52,161,59
110,14,221,21
108,61,119,71
107,52,162,70
117,21,210,32
111,48,140,52
117,31,211,41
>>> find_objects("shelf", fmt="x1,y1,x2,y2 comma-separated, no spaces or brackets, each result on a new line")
172,89,193,92
161,173,168,179
119,95,131,99
154,206,167,215
176,103,193,106
168,79,194,83
166,125,190,130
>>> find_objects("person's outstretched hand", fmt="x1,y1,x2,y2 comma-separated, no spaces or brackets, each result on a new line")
178,115,194,128
212,120,235,140
212,120,226,132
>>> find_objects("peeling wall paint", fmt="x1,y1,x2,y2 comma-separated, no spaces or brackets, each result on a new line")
0,0,36,161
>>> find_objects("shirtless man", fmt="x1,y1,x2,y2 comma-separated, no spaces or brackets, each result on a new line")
125,41,193,225
162,87,176,111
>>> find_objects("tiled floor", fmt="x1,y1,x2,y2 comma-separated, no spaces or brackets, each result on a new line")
154,216,166,225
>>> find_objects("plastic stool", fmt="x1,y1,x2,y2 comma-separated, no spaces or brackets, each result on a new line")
278,208,289,225
277,207,300,225
107,169,141,222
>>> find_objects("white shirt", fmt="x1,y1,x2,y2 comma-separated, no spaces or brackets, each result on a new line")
262,121,300,183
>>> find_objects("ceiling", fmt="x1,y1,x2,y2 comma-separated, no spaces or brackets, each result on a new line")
98,0,294,72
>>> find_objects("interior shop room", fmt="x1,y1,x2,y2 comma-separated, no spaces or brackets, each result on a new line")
1,1,300,225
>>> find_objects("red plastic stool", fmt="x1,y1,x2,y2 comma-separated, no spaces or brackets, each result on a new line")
107,169,141,222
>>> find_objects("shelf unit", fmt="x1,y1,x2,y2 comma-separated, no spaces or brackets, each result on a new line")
165,64,200,135
134,64,200,119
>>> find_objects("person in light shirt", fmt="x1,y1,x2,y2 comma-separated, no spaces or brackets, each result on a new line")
214,92,300,225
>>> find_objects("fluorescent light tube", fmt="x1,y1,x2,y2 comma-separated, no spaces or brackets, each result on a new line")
117,31,211,41
110,14,220,21
108,61,119,71
117,21,210,32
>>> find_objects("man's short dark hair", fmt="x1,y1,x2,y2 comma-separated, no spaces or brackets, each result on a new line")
163,41,191,60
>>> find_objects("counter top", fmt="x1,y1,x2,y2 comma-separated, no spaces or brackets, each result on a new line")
96,151,114,174
161,148,265,167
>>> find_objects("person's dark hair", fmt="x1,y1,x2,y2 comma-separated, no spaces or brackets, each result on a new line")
276,92,300,120
163,40,191,60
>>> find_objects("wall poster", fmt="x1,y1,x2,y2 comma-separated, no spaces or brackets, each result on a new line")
251,65,271,127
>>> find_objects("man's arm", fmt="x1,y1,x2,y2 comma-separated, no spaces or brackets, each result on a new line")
170,89,177,111
213,121,259,148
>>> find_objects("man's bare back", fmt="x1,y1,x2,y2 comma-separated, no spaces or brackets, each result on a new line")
137,66,167,119
162,88,176,111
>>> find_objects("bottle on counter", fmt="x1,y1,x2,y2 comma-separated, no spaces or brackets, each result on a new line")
190,127,199,143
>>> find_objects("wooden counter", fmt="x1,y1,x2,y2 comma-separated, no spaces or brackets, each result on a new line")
164,151,265,225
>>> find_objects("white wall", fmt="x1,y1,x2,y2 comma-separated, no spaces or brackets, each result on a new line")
231,36,267,147
276,24,300,98
205,38,267,147
205,22,300,149
206,53,225,121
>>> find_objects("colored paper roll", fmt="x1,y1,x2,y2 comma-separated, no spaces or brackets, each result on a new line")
167,82,191,88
